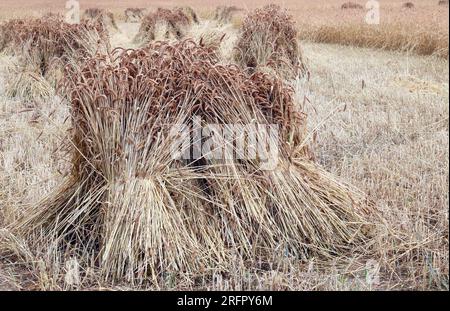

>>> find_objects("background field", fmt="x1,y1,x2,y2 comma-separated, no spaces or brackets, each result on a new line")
0,0,448,290
1,0,448,57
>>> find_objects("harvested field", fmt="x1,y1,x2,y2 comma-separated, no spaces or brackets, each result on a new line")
0,0,448,291
214,5,242,24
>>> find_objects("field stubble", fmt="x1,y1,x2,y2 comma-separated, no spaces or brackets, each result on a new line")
0,1,448,290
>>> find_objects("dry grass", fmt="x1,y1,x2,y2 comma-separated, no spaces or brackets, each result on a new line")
402,2,415,9
0,1,448,290
186,20,237,61
177,6,200,24
300,43,448,290
1,37,447,289
293,1,449,58
298,22,448,58
1,16,107,63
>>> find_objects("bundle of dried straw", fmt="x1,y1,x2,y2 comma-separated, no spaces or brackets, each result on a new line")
13,39,373,284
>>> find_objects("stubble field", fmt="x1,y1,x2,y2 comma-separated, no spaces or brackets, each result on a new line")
0,0,448,290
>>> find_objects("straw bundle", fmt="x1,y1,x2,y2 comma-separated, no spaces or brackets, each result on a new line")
13,40,373,284
341,2,364,9
234,5,308,80
134,8,191,44
83,8,118,31
176,6,200,24
124,8,146,22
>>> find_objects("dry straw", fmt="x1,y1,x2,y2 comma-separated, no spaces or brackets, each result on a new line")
298,22,449,58
124,8,146,23
11,39,374,285
176,6,200,24
83,8,118,31
234,5,308,80
214,6,242,24
0,15,108,98
134,8,192,44
341,2,364,9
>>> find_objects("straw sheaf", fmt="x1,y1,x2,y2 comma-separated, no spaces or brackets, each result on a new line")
134,8,192,44
13,39,373,284
235,4,308,80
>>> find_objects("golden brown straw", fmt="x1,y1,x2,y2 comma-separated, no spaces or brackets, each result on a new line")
134,8,192,44
234,4,308,79
12,39,373,285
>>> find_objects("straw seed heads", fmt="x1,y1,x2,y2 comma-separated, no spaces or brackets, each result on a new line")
134,8,192,44
14,39,373,284
234,5,308,80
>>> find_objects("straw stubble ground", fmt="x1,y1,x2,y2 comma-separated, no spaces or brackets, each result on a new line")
0,18,447,289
